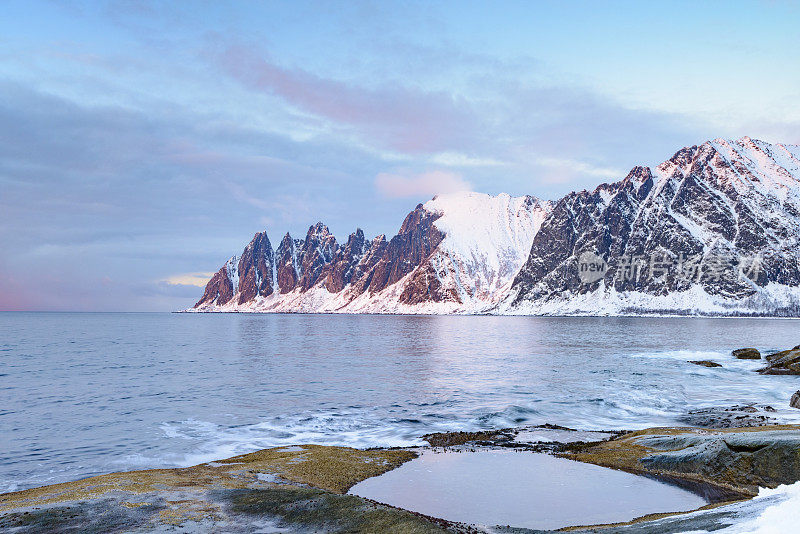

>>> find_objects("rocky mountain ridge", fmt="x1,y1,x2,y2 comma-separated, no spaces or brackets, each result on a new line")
191,137,800,316
503,137,800,315
193,192,550,313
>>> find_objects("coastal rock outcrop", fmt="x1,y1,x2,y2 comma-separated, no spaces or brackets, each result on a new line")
732,348,761,360
0,445,442,533
563,425,800,496
689,360,722,368
677,404,777,428
6,425,800,532
758,346,800,375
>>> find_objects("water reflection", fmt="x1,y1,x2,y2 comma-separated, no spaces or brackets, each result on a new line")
2,312,799,493
350,450,708,530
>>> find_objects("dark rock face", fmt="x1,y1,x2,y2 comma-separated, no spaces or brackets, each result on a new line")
297,223,338,292
398,262,461,305
366,204,445,294
322,229,369,293
732,348,761,360
237,232,275,304
346,234,388,295
194,264,235,307
791,391,800,410
509,138,800,314
511,167,656,303
275,233,302,294
194,203,447,309
194,232,275,307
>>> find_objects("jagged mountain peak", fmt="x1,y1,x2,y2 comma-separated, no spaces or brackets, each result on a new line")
506,136,800,315
305,221,332,238
191,137,800,316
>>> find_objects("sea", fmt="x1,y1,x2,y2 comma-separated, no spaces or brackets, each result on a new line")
2,311,799,493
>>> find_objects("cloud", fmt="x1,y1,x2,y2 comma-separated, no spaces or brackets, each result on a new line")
428,152,507,167
1,5,765,312
534,157,625,182
208,43,480,154
0,81,402,311
206,40,707,198
162,272,214,287
375,170,472,199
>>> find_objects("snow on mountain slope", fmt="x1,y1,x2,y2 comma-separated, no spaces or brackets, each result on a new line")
191,137,800,316
190,192,550,313
419,192,550,307
503,137,800,316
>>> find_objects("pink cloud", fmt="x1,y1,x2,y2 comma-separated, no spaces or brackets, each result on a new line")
375,170,472,198
211,44,478,154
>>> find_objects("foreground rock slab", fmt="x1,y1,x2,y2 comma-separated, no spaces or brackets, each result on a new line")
0,445,453,533
561,425,800,497
4,425,800,533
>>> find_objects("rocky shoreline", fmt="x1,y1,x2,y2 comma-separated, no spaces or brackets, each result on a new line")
3,423,800,533
4,346,800,533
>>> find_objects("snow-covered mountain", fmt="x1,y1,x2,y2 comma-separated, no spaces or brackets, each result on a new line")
502,137,800,316
192,192,551,313
190,137,800,316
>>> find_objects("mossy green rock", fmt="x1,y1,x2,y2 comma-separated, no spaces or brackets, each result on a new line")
563,425,800,496
0,445,450,533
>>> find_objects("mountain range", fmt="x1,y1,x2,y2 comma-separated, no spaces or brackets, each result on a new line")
190,137,800,316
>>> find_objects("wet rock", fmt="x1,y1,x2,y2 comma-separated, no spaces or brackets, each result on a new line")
637,430,800,493
563,426,800,496
678,405,778,428
732,348,761,360
689,360,722,368
792,391,800,410
421,429,514,447
758,347,800,375
0,445,441,533
222,487,450,533
513,425,618,445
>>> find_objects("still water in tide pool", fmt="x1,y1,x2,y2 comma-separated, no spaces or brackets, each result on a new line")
348,450,709,530
2,312,799,492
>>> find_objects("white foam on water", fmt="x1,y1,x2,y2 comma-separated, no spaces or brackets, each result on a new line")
113,412,439,471
0,482,19,493
630,349,730,362
628,349,769,373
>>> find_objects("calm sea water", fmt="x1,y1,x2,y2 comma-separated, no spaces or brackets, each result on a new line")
2,312,799,493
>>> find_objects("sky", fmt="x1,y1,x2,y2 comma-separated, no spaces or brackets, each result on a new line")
1,0,798,311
